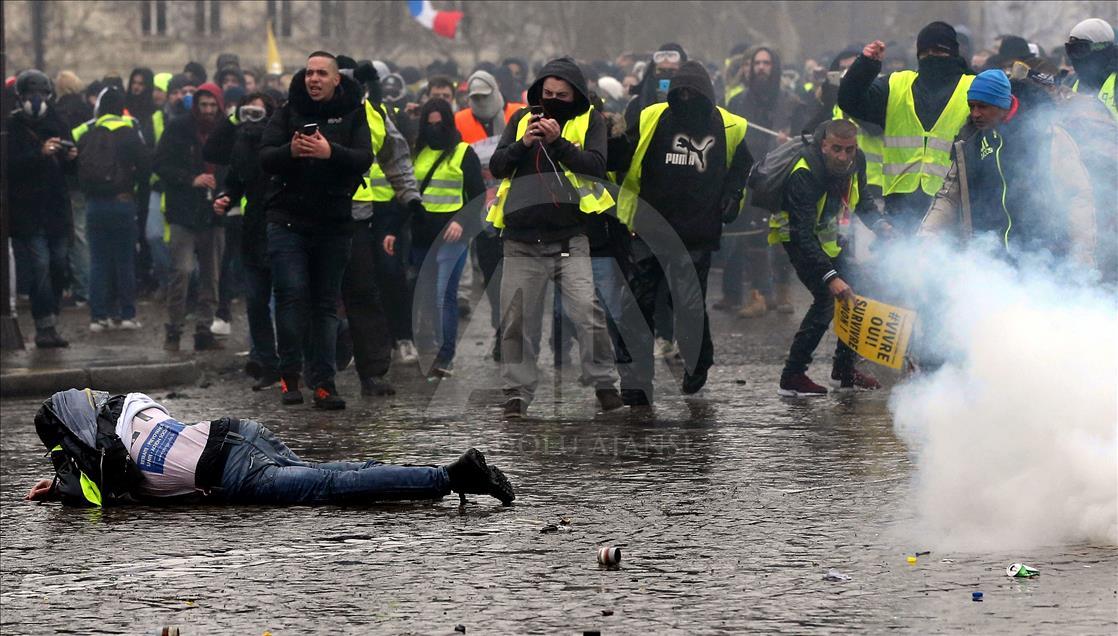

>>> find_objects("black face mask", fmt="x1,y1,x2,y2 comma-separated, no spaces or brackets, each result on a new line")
542,97,578,122
421,124,452,150
668,91,712,128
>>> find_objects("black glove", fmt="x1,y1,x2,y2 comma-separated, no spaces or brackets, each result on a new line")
720,190,743,224
408,198,426,218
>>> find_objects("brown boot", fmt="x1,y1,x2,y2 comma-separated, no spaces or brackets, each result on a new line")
774,284,795,314
737,290,769,318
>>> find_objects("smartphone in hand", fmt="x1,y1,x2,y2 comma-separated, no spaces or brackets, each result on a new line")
301,122,319,137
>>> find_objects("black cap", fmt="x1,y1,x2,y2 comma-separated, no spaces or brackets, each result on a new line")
916,21,959,57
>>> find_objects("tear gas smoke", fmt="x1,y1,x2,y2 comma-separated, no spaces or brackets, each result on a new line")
883,239,1117,550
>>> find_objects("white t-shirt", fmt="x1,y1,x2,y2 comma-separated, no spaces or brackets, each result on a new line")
116,393,209,498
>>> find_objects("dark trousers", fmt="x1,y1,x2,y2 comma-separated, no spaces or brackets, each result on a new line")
618,241,714,402
474,232,503,333
341,220,393,380
267,222,353,390
86,196,138,322
216,216,244,322
11,230,68,331
371,203,412,343
243,260,278,374
781,244,854,378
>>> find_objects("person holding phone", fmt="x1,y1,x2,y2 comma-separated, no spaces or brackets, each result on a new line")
258,51,373,410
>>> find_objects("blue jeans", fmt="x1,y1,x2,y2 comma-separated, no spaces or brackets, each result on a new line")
219,420,451,504
86,197,138,322
11,231,68,330
267,223,352,389
145,191,171,290
409,240,467,366
243,261,279,374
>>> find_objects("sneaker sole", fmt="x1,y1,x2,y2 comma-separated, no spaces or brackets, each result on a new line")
776,388,827,397
313,401,346,410
488,466,515,505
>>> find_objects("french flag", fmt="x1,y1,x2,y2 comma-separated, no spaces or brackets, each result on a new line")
408,0,463,39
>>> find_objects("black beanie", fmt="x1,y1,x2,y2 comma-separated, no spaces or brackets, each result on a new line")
97,87,126,116
916,21,959,57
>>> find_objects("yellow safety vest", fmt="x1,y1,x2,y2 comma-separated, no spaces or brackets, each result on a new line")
414,142,469,212
882,71,974,197
352,101,390,202
1073,72,1117,122
152,110,165,144
487,108,615,229
617,102,748,228
768,157,860,257
833,104,884,189
724,84,745,106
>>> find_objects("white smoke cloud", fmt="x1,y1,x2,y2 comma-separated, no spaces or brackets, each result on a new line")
883,240,1117,550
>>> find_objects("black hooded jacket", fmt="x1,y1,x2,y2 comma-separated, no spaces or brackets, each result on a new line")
727,47,803,159
259,70,372,230
155,85,224,230
610,61,753,251
5,107,74,238
623,43,688,129
126,67,157,147
489,58,608,243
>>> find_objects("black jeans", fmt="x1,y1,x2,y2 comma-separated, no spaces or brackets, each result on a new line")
341,220,392,379
242,260,278,374
617,240,714,402
781,244,854,379
371,203,413,344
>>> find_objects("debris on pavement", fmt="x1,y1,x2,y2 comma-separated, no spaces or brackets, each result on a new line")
1006,563,1040,578
823,570,852,582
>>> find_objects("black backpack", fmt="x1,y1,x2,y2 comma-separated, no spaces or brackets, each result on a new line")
77,125,134,196
34,389,143,507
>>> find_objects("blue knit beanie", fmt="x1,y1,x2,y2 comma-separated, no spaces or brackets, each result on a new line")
967,70,1012,109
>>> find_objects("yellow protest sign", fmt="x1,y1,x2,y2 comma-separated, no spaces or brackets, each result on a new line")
833,294,916,369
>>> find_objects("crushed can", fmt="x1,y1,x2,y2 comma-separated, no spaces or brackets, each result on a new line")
597,546,622,567
1006,563,1040,578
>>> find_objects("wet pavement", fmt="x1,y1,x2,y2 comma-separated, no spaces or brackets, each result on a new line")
2,295,1116,634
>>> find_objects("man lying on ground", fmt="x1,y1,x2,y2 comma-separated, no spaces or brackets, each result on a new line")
26,389,514,506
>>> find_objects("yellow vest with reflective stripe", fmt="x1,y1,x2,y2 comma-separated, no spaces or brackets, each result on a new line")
768,157,859,257
724,84,745,106
833,104,884,188
617,102,748,228
1073,72,1117,122
152,110,165,143
487,108,615,229
882,71,974,197
414,142,469,212
352,101,390,202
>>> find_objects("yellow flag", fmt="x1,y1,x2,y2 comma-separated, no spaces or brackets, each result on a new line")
266,20,283,75
833,294,916,370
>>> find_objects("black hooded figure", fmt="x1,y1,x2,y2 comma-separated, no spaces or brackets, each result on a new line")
623,42,688,128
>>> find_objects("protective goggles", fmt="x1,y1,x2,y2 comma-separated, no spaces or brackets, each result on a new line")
652,50,682,65
1064,38,1110,59
239,105,267,122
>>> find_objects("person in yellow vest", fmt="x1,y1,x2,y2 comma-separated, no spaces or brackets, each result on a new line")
838,22,975,234
775,120,891,397
611,61,753,406
487,58,623,419
1065,18,1117,123
383,99,486,378
351,59,426,371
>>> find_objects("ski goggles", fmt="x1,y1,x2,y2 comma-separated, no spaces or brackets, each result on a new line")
1064,38,1110,59
239,105,267,122
652,50,683,65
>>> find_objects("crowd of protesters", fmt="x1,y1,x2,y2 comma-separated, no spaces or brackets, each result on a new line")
5,17,1115,412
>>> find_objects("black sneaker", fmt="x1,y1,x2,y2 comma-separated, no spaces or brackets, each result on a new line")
596,388,624,413
280,376,304,405
360,375,396,396
245,359,264,379
252,370,282,391
34,327,69,349
502,398,526,420
681,369,708,395
446,448,515,505
621,388,651,407
313,385,346,410
194,330,224,351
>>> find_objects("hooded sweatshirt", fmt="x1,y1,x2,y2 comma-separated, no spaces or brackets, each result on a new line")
489,58,608,243
459,70,507,134
126,67,156,146
619,61,753,251
154,82,225,229
258,70,373,230
727,47,802,159
623,43,688,129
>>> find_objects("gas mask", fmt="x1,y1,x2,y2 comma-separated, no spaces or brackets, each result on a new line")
21,94,48,118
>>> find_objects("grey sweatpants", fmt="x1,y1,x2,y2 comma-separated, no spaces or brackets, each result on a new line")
499,235,617,402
